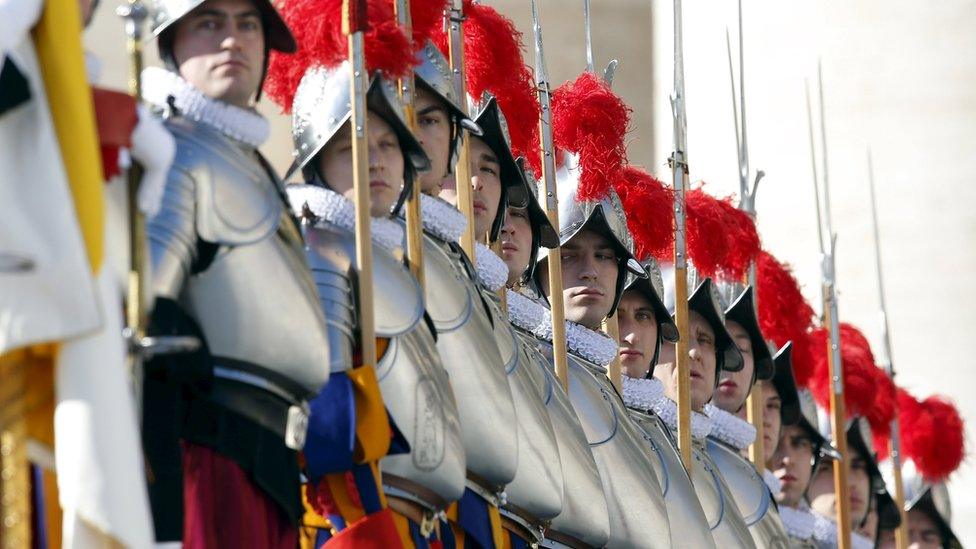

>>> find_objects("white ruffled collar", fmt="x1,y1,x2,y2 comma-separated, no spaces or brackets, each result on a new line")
653,397,714,442
506,289,547,333
705,404,757,450
762,468,782,495
419,194,467,242
622,377,666,412
812,511,874,549
286,184,404,251
142,67,270,148
779,505,817,541
534,315,618,367
474,243,508,292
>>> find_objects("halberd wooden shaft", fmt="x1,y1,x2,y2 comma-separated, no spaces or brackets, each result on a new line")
394,0,425,293
447,1,477,260
603,315,623,393
344,0,376,368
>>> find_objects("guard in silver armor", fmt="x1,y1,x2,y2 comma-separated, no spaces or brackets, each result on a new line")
142,0,318,544
652,262,756,548
456,97,564,545
410,40,521,547
617,259,717,549
531,152,674,548
279,43,468,543
500,170,611,548
879,462,961,549
706,283,790,549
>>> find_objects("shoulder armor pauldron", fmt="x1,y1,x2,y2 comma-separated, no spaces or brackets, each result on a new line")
303,221,424,338
566,353,619,445
706,436,772,525
167,117,281,246
419,233,475,332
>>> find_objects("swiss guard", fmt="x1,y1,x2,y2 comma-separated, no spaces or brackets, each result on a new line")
141,0,331,545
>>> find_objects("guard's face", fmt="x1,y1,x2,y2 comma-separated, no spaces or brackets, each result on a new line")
714,319,755,413
906,508,943,549
317,112,404,217
808,449,872,525
172,0,265,108
760,380,782,465
414,87,453,195
655,310,717,411
617,290,659,379
538,229,619,330
460,136,501,240
499,207,532,287
772,424,815,508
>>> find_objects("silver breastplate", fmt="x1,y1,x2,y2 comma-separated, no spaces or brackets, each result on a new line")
484,298,562,525
629,410,717,549
705,438,790,549
520,332,609,547
554,347,672,548
421,234,518,489
151,118,330,392
692,441,757,548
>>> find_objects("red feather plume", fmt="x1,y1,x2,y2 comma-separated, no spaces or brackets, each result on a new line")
807,324,887,425
715,199,761,280
865,368,896,440
432,0,541,174
409,0,448,49
614,166,674,261
684,188,732,279
551,72,631,201
887,389,966,481
265,0,415,113
755,250,817,386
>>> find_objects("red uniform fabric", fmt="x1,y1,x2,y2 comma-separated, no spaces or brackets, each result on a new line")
181,441,298,549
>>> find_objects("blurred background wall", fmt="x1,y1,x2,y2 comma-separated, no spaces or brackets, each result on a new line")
86,0,975,540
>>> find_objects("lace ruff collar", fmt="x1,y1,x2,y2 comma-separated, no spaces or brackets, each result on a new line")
705,404,757,450
812,512,874,549
419,194,467,242
779,505,817,541
622,377,666,412
534,314,618,367
653,397,714,442
286,185,404,251
506,290,546,333
474,244,508,292
142,67,270,148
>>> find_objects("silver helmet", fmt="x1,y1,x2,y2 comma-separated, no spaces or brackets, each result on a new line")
287,63,431,212
658,260,745,378
468,94,528,241
150,0,297,54
533,151,644,317
715,282,775,382
622,258,680,377
900,462,960,548
797,389,840,461
815,411,887,495
508,159,558,287
414,41,482,174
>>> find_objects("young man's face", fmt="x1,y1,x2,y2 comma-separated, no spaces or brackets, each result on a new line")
880,508,945,549
713,319,755,413
654,310,717,411
172,0,265,108
461,136,501,240
538,229,618,330
414,87,453,195
760,380,782,465
499,207,532,287
772,424,815,508
317,112,404,217
808,448,872,526
616,289,659,379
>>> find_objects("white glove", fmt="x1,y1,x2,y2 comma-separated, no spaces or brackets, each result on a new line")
128,104,175,219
